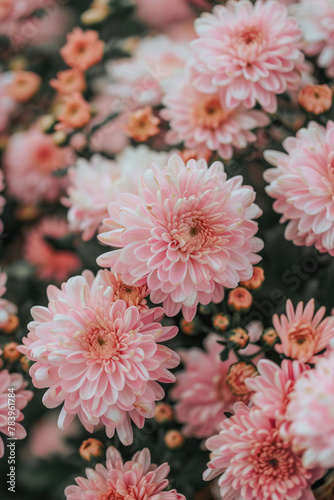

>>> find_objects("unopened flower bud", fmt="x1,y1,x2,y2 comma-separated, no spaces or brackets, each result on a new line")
3,342,21,362
155,403,173,423
164,430,184,449
79,438,104,461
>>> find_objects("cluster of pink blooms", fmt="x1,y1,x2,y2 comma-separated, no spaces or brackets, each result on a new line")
202,299,334,500
4,0,334,497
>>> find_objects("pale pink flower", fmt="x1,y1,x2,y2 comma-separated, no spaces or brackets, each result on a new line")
191,0,304,113
98,155,263,321
264,121,334,255
171,333,239,438
291,0,334,77
0,369,33,458
161,72,270,159
286,349,334,469
204,403,320,500
65,446,185,500
19,270,179,445
0,270,17,328
23,216,81,282
273,299,334,363
106,35,193,107
246,358,309,421
4,128,73,205
63,147,169,241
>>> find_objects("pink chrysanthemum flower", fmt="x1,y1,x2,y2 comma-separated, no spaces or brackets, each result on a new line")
23,216,81,282
291,0,334,78
264,121,334,255
19,270,179,445
170,333,239,438
106,35,193,107
191,0,304,113
285,348,334,469
204,403,320,500
63,148,169,241
0,270,17,328
0,369,33,458
246,358,309,421
65,446,185,500
4,128,73,205
161,73,270,159
97,155,263,321
273,299,334,364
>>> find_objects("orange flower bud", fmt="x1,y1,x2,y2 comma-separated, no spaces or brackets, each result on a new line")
228,287,253,312
240,267,265,290
79,438,104,461
8,71,41,102
298,84,332,115
164,430,184,449
3,342,21,362
2,315,19,334
226,327,250,350
20,356,30,372
155,403,174,423
213,313,230,332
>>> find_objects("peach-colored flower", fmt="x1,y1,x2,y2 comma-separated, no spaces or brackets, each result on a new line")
23,216,81,282
57,92,91,130
226,361,257,399
227,287,253,312
60,27,104,71
240,266,265,290
273,299,334,363
298,84,332,114
124,106,160,142
7,71,41,102
50,69,86,95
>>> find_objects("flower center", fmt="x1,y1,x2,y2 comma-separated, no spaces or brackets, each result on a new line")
251,430,298,480
100,489,125,500
288,323,317,356
169,212,216,254
193,96,231,129
234,26,265,62
78,314,126,363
